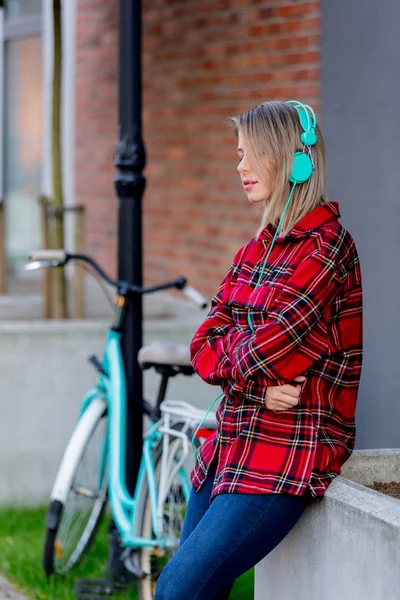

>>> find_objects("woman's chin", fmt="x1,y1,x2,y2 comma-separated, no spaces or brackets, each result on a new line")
246,194,266,205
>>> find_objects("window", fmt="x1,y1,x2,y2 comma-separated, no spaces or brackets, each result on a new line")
1,0,76,276
5,0,42,20
2,0,42,266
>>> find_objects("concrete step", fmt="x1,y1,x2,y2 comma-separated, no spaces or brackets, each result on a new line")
0,274,208,321
0,294,42,320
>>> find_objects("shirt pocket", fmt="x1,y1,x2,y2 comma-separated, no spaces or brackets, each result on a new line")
244,284,277,327
227,283,253,325
228,282,278,328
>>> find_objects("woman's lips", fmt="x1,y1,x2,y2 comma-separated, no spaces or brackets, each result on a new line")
243,180,257,190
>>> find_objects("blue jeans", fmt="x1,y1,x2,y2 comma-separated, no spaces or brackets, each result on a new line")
154,460,310,600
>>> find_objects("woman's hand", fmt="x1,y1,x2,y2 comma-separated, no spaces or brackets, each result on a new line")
265,375,307,412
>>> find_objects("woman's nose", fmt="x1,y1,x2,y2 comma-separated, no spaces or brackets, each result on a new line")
237,158,248,174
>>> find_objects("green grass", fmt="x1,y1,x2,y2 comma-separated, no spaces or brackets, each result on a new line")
0,507,254,599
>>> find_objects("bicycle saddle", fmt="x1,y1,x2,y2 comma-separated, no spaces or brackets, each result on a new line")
138,340,192,369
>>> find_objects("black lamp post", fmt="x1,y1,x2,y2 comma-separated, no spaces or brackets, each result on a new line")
115,0,146,495
76,2,146,596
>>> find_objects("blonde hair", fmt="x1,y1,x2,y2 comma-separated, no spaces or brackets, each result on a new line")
231,101,327,238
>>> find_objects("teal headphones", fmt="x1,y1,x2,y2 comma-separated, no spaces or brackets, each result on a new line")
245,100,318,331
287,100,318,184
191,100,318,457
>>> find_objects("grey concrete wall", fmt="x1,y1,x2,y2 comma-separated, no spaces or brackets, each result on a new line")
321,0,400,448
255,451,400,600
0,314,218,506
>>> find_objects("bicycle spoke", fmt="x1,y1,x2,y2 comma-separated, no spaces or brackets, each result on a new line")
52,412,108,573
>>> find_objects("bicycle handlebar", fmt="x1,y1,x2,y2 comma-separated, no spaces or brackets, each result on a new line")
26,249,208,309
182,285,209,308
29,249,67,262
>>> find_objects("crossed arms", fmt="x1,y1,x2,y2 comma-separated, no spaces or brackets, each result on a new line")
190,248,341,403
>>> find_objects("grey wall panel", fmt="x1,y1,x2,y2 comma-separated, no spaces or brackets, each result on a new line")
322,0,400,448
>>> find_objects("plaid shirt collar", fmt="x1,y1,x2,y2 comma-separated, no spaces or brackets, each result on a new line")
259,201,341,242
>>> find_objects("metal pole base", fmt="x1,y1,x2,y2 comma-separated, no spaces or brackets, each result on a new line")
75,579,112,599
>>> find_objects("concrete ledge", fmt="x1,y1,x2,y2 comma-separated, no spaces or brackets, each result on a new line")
341,448,400,485
255,450,400,600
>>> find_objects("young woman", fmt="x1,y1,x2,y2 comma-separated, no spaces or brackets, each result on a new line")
154,100,363,600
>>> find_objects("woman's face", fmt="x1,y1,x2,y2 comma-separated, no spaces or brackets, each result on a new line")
237,131,273,204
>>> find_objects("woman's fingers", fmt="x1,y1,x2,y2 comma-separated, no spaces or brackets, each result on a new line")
278,384,302,398
265,377,307,411
275,393,300,407
266,392,300,411
272,404,293,412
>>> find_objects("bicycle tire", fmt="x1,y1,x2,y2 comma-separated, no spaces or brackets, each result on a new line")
42,397,108,576
134,424,199,600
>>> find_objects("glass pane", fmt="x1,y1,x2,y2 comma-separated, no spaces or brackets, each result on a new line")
4,36,42,263
4,0,42,20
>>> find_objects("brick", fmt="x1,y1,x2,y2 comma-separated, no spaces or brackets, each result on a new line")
75,0,321,294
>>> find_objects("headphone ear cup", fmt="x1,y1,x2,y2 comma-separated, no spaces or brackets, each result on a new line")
289,152,313,184
301,129,317,146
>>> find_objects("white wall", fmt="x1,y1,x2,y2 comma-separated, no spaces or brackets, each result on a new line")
0,316,217,505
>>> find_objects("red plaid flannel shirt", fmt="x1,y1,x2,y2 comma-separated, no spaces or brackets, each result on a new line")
190,201,363,501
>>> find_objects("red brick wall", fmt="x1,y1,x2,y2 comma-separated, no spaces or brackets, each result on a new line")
75,0,119,277
75,0,320,298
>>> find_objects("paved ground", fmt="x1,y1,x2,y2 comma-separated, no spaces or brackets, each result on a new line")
0,577,29,600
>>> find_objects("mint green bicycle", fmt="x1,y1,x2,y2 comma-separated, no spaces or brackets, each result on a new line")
26,250,216,599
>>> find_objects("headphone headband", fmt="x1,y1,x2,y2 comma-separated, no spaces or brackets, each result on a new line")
286,100,317,136
287,100,317,148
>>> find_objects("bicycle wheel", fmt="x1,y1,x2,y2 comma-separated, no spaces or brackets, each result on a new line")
43,397,108,576
135,424,198,600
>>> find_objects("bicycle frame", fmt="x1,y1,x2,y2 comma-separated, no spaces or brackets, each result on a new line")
83,328,193,549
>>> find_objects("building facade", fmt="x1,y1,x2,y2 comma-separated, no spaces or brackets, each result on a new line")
1,0,399,450
0,0,320,295
75,0,320,297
